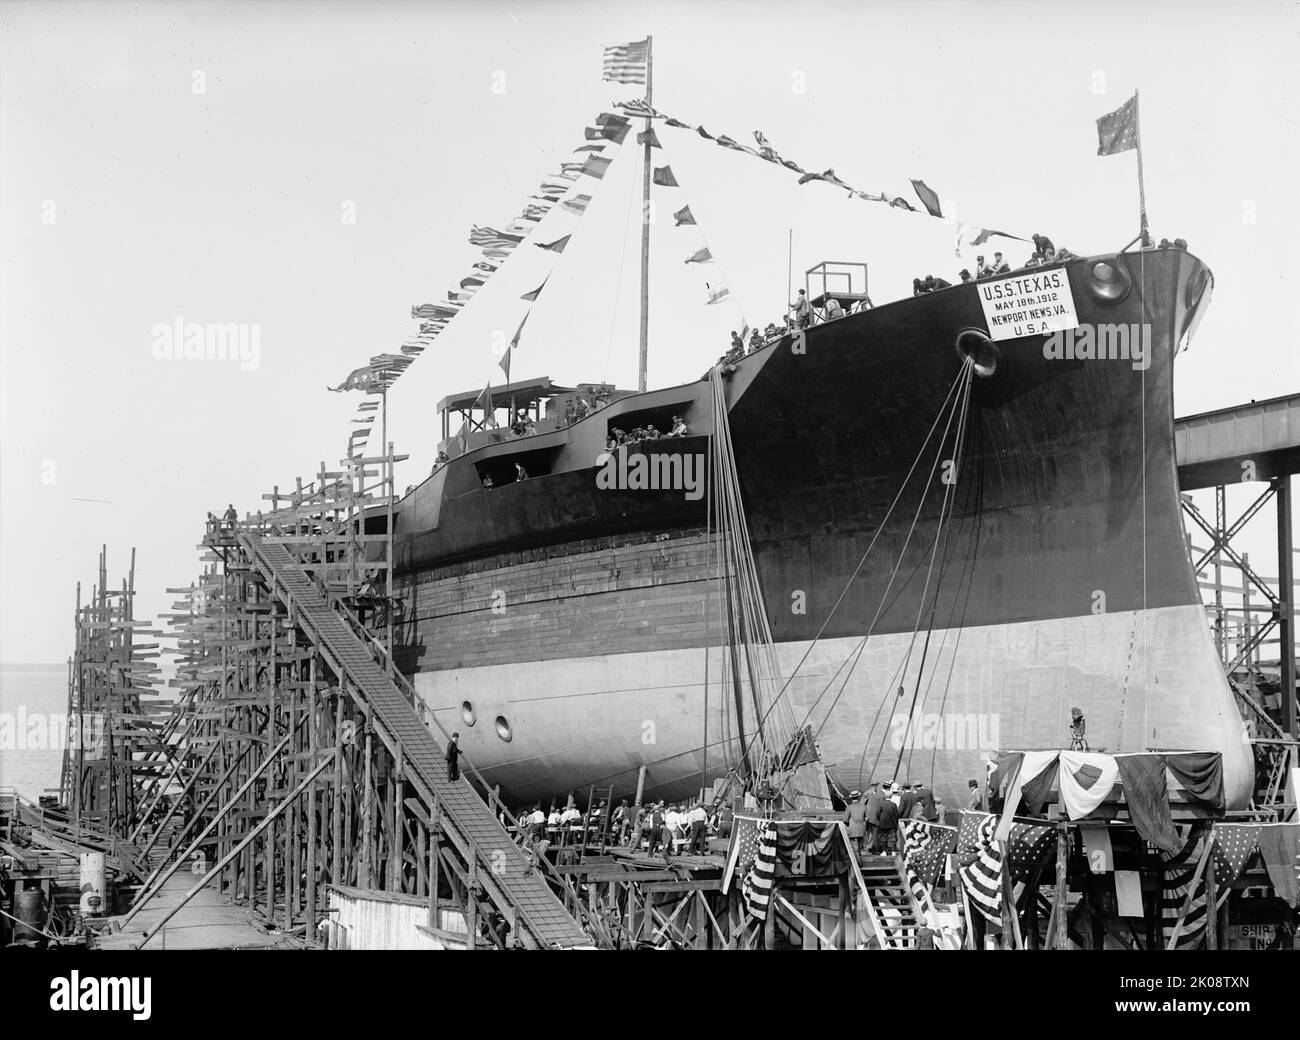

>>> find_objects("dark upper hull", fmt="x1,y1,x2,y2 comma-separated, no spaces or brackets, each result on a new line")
395,249,1212,641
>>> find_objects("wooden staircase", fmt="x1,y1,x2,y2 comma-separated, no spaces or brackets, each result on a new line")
856,854,924,950
241,534,591,949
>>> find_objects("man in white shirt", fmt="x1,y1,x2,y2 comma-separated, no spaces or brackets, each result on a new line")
687,802,708,854
559,803,582,845
527,806,546,841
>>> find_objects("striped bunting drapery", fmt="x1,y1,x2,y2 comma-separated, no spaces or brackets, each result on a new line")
957,811,1056,925
741,819,778,921
1160,823,1263,948
958,813,1003,924
900,818,957,890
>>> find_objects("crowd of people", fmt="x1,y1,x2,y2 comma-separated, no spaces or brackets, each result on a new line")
840,780,949,856
605,414,689,450
916,232,1088,293
559,389,610,428
515,796,730,862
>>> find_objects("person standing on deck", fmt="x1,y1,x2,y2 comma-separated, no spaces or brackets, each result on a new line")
687,801,708,854
446,732,461,782
646,802,666,856
873,787,901,853
967,779,983,811
844,791,869,857
527,804,546,841
790,289,812,329
1069,708,1089,751
863,783,885,853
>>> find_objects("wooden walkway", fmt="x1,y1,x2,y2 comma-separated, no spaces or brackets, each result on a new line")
97,875,303,950
246,537,590,949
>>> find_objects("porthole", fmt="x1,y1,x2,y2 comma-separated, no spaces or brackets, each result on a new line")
461,701,476,726
495,715,513,742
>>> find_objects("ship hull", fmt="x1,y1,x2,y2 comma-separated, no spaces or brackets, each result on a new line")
412,601,1239,806
394,249,1251,809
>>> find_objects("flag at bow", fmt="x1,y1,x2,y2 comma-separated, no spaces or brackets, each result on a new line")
1096,93,1139,155
602,38,649,85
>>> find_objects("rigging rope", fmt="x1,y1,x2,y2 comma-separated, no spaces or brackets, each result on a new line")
737,359,975,754
796,357,976,740
707,366,830,807
847,363,976,788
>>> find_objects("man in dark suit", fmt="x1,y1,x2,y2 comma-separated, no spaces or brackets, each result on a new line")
844,791,869,856
446,732,461,782
874,787,901,853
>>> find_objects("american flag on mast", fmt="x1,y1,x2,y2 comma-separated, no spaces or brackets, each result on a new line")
602,38,649,85
1096,93,1139,155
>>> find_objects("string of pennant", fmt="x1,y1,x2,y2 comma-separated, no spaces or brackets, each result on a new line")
328,111,633,458
649,135,751,337
330,92,1041,461
616,98,1029,259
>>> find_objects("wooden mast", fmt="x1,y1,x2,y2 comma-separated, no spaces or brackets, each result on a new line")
637,36,653,393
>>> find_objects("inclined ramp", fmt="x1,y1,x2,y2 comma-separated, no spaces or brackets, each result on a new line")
244,535,590,949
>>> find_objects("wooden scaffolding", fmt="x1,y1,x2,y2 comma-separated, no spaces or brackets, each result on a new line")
114,448,592,949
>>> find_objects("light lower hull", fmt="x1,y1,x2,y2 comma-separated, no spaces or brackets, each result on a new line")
413,602,1252,809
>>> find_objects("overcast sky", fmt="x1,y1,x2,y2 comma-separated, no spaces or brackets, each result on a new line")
2,0,1297,664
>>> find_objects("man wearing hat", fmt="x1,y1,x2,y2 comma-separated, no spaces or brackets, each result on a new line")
862,783,885,854
991,251,1010,275
843,790,869,857
874,785,901,853
958,268,973,283
897,782,921,820
790,288,812,329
